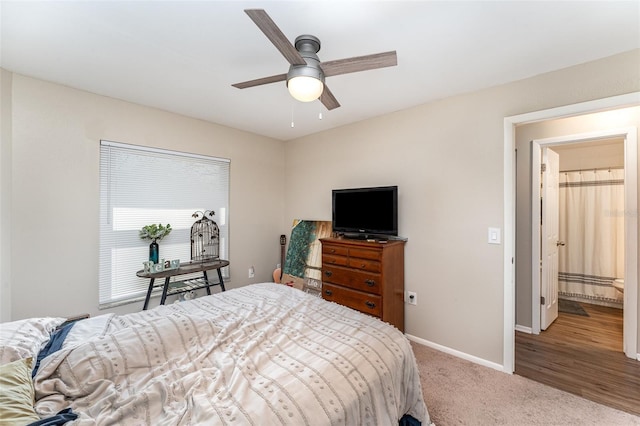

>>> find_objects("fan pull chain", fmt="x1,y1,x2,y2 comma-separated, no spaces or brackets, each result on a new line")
289,102,325,127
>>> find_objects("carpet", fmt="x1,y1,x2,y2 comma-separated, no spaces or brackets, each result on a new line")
410,341,640,425
558,298,589,317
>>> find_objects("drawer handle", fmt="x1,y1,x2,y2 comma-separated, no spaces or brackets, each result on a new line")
324,270,333,277
364,279,375,287
330,249,336,253
365,301,376,309
324,289,333,296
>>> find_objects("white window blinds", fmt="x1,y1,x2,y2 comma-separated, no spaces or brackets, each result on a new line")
99,140,230,308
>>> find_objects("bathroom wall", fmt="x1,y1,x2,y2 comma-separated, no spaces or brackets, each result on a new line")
553,138,625,171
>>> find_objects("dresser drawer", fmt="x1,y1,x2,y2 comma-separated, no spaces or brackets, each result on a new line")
323,254,348,267
322,265,381,295
322,244,348,257
347,257,381,273
348,247,381,261
321,283,382,317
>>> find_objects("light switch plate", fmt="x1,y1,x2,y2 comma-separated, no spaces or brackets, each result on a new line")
488,227,501,244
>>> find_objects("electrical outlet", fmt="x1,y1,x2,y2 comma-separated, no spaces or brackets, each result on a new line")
248,266,255,278
406,291,417,305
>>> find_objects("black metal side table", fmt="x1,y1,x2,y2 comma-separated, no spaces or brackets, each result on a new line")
136,259,229,310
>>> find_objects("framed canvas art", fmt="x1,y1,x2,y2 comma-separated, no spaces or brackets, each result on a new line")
280,219,332,297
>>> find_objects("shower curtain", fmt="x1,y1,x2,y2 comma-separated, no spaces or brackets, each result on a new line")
558,168,624,306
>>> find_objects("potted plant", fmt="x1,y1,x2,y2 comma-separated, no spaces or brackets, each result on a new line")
140,223,172,263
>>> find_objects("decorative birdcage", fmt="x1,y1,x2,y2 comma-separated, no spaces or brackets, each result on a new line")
191,210,219,262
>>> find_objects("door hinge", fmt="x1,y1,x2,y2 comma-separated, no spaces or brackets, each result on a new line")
540,296,545,305
541,163,547,172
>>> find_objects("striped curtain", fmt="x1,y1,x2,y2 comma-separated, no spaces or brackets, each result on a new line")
558,169,624,306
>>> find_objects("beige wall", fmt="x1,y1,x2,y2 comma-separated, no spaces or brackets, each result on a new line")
0,69,12,322
285,50,640,365
2,49,639,368
4,73,286,319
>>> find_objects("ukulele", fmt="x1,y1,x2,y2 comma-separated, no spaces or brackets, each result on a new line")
273,234,286,283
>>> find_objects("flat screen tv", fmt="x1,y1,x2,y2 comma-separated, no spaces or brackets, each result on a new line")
332,185,398,238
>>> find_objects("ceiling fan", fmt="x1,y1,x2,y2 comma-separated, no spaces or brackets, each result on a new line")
232,9,397,110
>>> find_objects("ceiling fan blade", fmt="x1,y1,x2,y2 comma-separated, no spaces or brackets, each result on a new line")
232,73,287,89
320,85,340,110
244,9,306,66
320,51,397,77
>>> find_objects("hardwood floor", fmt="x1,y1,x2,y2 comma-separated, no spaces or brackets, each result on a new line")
515,301,640,416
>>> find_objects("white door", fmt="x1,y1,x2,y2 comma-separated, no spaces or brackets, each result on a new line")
541,147,560,330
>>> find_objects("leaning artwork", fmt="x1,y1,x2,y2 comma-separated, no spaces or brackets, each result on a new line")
280,219,332,297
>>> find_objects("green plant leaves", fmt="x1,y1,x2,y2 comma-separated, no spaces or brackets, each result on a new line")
139,223,172,241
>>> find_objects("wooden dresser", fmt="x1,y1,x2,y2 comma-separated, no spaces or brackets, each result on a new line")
320,237,405,332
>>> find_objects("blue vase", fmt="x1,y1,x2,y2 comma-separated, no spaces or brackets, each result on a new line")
149,240,159,264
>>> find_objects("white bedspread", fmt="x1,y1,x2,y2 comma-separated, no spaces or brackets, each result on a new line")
34,283,429,425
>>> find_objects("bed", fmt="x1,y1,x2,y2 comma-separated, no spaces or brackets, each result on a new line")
0,282,430,425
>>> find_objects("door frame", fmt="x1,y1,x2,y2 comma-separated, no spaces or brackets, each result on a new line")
531,129,637,356
503,92,640,373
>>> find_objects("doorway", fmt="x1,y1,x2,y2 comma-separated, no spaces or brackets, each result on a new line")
506,101,640,412
536,137,627,329
502,93,640,374
530,127,637,358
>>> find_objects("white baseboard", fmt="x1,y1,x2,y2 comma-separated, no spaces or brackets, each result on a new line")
405,333,507,373
515,324,532,334
406,332,640,377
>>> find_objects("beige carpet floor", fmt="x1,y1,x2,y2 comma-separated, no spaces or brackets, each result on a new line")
411,341,640,426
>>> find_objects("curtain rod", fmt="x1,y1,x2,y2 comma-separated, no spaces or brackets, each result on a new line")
560,166,624,173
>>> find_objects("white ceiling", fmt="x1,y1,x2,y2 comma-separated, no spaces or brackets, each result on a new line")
1,1,639,141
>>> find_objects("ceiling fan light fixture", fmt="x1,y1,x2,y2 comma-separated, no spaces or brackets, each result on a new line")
286,35,324,102
287,75,324,102
233,12,396,111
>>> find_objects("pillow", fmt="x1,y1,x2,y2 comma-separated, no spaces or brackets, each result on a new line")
0,317,66,365
0,357,40,425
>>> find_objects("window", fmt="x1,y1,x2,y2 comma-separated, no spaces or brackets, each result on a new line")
99,141,230,308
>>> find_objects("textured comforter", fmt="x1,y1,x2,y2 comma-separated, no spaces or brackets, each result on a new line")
34,283,429,425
